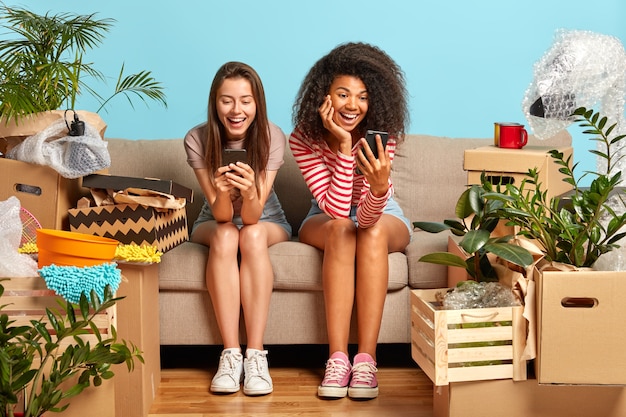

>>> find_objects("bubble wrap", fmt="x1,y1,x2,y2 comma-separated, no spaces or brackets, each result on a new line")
7,118,110,179
443,281,520,310
0,197,39,277
522,29,626,149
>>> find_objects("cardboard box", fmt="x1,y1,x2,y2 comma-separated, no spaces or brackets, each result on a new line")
464,145,574,203
82,173,193,202
535,266,626,385
2,276,116,417
0,110,107,231
114,263,161,417
434,377,626,417
0,157,86,230
411,289,527,386
68,203,188,253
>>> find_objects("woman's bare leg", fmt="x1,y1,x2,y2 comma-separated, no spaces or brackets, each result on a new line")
192,221,242,349
239,222,289,350
300,214,357,356
355,215,410,358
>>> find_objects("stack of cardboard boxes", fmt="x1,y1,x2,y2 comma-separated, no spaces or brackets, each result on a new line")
0,111,192,417
412,145,626,417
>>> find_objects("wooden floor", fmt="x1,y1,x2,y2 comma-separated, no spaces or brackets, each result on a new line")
148,345,435,417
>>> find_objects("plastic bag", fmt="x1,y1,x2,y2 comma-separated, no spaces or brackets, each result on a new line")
0,197,39,277
7,117,111,179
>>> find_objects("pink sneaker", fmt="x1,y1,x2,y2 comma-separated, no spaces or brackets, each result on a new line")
318,351,351,398
348,352,379,399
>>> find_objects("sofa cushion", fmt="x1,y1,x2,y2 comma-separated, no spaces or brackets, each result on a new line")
158,240,408,292
270,241,408,291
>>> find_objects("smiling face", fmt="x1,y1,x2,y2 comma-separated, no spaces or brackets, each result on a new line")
216,77,257,141
328,75,368,132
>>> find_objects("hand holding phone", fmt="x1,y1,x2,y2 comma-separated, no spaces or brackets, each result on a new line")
364,130,389,159
222,148,247,168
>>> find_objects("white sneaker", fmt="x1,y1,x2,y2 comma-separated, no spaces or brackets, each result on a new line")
210,348,243,393
243,349,273,396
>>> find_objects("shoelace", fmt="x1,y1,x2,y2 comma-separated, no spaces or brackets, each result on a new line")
217,351,242,376
323,358,350,383
245,350,269,379
351,361,378,385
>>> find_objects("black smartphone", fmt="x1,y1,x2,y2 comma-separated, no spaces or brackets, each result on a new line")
364,130,389,159
222,148,247,168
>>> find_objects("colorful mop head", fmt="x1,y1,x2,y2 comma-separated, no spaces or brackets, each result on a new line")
38,262,121,304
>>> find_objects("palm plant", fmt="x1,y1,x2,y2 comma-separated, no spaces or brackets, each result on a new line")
0,5,166,123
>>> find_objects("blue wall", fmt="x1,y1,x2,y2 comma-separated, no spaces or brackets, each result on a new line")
15,1,626,180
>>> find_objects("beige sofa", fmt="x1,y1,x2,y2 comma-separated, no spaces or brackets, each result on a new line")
105,130,571,346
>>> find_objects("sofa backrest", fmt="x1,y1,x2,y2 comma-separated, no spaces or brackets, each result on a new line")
105,138,205,225
105,130,571,236
391,131,569,224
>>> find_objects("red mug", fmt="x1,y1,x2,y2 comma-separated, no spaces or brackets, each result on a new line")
495,122,528,149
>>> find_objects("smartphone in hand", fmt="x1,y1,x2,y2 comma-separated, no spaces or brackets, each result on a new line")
222,148,247,168
364,130,389,159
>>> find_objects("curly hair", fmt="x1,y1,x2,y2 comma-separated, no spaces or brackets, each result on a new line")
292,42,409,143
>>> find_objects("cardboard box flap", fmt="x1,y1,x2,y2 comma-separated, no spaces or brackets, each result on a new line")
464,145,569,173
83,173,193,202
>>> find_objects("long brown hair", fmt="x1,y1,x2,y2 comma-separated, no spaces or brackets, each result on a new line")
205,62,270,190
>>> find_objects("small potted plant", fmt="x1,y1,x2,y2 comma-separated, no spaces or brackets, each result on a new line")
0,280,142,417
413,179,534,283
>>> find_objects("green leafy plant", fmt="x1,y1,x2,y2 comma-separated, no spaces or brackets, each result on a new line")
413,181,534,282
490,107,626,267
0,280,143,417
0,5,167,123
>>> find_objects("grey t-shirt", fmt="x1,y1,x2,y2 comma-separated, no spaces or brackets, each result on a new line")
183,121,286,171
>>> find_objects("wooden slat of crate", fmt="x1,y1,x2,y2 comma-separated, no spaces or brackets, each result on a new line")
2,276,116,348
411,289,527,386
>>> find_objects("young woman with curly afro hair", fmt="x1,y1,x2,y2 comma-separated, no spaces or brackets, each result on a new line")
289,42,412,400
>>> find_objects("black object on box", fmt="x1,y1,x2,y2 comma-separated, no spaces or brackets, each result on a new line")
82,174,193,202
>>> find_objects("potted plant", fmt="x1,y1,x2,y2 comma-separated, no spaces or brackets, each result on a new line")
0,280,142,417
0,5,167,124
489,107,626,267
413,180,534,283
482,107,626,385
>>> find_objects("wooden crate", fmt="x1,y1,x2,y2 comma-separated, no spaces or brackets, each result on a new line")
2,276,116,347
411,289,527,386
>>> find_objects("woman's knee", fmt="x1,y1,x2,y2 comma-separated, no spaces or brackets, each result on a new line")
209,223,241,253
239,223,268,252
325,218,357,239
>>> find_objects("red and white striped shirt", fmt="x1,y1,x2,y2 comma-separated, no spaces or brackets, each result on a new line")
289,129,395,228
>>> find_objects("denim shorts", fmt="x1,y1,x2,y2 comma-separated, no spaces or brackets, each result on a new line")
193,189,292,237
301,197,413,240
